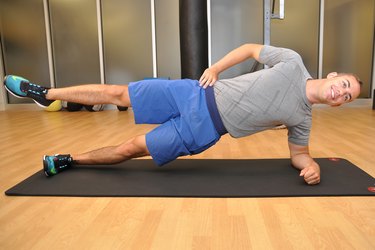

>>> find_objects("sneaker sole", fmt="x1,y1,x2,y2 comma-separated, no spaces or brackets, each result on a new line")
4,76,50,108
43,155,52,177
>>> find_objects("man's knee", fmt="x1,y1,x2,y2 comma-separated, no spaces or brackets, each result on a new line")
116,135,149,158
105,85,131,107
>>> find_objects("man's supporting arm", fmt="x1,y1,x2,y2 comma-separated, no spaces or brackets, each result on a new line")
288,142,321,185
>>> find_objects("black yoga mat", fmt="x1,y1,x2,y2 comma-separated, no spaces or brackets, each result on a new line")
5,158,375,197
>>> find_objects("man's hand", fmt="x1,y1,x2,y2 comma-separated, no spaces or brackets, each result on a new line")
299,162,320,185
199,67,219,89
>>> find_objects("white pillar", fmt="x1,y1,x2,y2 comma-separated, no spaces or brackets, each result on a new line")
151,0,157,78
318,0,325,79
43,0,55,87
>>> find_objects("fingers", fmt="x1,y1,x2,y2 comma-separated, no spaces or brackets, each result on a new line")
300,168,320,185
199,69,218,89
201,77,216,89
299,167,308,176
199,74,216,88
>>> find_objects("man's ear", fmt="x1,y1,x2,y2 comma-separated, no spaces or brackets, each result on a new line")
327,72,338,79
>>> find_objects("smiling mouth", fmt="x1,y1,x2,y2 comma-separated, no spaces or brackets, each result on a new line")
331,87,335,100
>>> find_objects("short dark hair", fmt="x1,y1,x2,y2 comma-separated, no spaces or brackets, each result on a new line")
337,73,363,87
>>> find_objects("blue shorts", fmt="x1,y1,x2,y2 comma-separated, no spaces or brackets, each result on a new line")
128,79,221,166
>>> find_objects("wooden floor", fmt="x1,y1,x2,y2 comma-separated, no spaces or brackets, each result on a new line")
0,104,374,249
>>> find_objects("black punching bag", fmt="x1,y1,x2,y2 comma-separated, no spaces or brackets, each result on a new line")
179,0,208,79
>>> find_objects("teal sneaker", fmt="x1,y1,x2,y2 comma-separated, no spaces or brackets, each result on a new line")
43,154,73,177
4,75,53,108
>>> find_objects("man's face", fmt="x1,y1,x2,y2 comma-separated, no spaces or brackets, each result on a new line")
322,73,361,107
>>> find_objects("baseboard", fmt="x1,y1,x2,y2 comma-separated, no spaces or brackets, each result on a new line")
313,98,373,109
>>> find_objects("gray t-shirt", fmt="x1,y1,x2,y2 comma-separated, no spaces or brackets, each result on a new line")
214,45,312,146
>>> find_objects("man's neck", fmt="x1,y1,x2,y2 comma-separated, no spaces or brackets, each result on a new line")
305,79,323,105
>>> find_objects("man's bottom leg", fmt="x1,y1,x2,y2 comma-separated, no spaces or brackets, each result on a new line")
44,135,149,176
72,135,149,164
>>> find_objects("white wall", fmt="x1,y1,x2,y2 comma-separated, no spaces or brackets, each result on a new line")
0,91,4,111
0,42,5,111
374,4,375,94
373,38,375,97
0,87,4,111
372,17,375,102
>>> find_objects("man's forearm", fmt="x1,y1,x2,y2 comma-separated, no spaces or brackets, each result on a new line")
199,43,264,87
210,44,263,74
288,142,320,184
291,152,317,170
292,154,321,185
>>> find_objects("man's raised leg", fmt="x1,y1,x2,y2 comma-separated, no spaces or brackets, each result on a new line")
46,84,131,107
4,75,131,108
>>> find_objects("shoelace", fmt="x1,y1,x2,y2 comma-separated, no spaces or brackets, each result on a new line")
20,81,48,96
54,155,72,167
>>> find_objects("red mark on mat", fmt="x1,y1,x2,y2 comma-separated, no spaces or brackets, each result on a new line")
368,187,375,193
328,158,340,162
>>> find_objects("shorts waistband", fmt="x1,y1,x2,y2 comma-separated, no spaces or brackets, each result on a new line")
204,86,228,136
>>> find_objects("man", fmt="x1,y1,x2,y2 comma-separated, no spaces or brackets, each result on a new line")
4,44,361,185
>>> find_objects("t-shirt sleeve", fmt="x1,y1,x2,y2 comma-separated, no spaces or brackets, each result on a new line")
287,115,311,146
258,45,303,68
